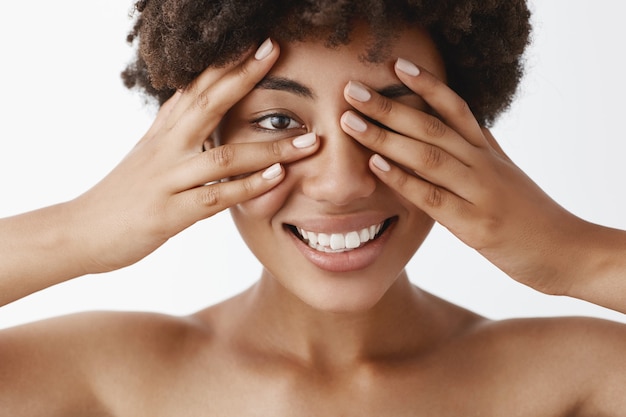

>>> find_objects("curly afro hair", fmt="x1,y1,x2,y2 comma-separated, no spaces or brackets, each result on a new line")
122,0,531,127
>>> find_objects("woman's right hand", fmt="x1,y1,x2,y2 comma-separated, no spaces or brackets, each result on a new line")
69,39,318,274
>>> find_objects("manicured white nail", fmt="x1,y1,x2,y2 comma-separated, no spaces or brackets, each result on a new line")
255,38,274,60
342,112,367,132
262,163,282,180
292,132,317,148
395,58,420,77
346,81,371,102
371,154,391,172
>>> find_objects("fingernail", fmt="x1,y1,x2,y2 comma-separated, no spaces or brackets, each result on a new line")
346,81,371,102
255,38,274,60
395,58,420,77
262,163,283,180
371,154,391,172
292,132,317,149
342,112,367,133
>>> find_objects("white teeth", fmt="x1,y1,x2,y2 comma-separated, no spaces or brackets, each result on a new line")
318,233,330,247
359,228,370,243
345,231,360,249
296,221,386,253
330,234,345,250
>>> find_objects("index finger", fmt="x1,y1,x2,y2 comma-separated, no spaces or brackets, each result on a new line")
394,58,487,148
167,38,280,149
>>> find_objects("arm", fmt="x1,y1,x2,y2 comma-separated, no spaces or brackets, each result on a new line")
0,39,319,307
340,59,626,314
0,202,93,306
563,221,626,314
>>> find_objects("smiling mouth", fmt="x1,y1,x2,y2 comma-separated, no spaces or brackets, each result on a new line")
286,217,397,253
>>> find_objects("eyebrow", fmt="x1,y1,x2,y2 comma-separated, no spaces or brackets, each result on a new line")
256,76,314,98
376,84,416,99
255,76,416,100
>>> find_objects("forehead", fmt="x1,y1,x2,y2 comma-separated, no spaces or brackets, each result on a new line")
269,25,446,90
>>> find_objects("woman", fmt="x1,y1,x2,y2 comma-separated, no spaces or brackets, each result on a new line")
1,1,625,415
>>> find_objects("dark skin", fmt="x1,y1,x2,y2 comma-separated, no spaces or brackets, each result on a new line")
2,288,625,415
1,26,626,416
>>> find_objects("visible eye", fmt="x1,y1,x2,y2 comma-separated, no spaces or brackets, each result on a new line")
253,113,304,132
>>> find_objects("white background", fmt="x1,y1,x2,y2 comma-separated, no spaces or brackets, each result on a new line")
1,1,625,328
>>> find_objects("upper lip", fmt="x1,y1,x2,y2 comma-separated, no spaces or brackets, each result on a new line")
282,213,394,234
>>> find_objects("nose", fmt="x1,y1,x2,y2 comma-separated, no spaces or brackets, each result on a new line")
299,127,377,205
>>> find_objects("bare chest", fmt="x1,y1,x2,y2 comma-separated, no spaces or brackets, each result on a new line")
120,360,573,417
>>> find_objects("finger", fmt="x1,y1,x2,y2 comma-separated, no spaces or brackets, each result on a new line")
171,62,245,123
369,154,477,230
140,91,183,143
393,58,486,147
482,127,512,162
167,38,280,149
169,132,319,190
169,162,285,223
343,81,477,164
168,43,257,124
341,111,475,200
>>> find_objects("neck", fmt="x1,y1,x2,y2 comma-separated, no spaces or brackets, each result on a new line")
234,269,459,369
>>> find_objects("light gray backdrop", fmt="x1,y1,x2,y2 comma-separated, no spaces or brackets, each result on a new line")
1,1,624,327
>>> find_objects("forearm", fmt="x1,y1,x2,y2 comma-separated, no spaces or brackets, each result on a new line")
0,201,91,306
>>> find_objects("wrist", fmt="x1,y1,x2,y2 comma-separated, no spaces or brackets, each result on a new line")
564,220,626,310
507,209,597,299
0,200,94,305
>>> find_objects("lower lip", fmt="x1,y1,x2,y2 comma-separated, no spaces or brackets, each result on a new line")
287,223,394,273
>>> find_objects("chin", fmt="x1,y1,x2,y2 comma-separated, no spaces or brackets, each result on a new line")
306,297,385,315
280,268,400,315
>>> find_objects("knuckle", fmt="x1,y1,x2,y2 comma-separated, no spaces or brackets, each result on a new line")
269,140,283,158
393,170,410,190
473,214,502,249
454,97,471,117
422,145,444,170
480,213,502,235
370,126,389,147
199,186,220,207
210,145,235,168
424,184,444,208
240,176,256,196
424,116,447,138
375,96,394,117
194,89,213,111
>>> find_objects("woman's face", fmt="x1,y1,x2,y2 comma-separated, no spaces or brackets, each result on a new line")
220,25,446,313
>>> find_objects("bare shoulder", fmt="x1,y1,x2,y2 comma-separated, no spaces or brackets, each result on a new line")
476,314,626,347
0,310,213,416
469,315,626,416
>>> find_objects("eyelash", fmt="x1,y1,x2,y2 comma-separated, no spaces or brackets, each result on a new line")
251,112,306,133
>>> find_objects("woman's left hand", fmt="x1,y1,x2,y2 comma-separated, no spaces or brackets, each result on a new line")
340,58,588,297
